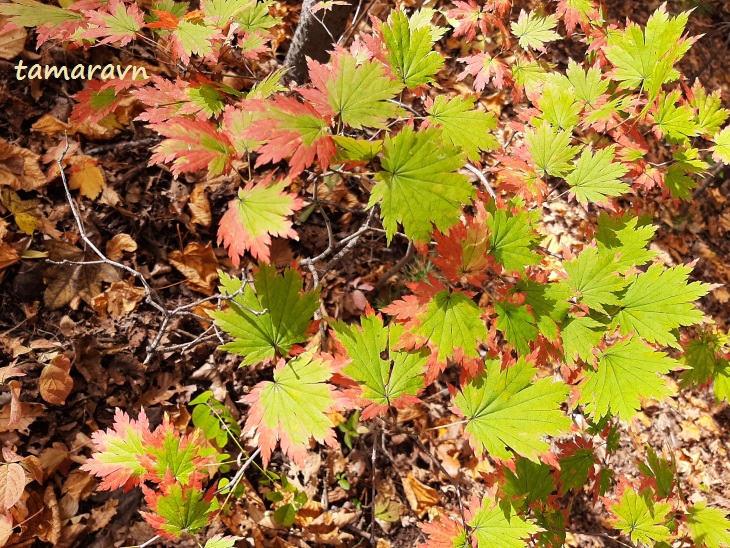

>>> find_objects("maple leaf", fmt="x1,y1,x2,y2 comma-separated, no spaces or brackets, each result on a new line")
561,247,626,314
605,6,692,101
689,82,729,137
653,90,698,143
71,82,124,125
0,188,41,235
447,1,482,42
244,352,339,466
566,61,609,107
494,301,538,356
511,10,560,52
204,535,244,548
217,177,303,266
470,496,541,547
414,290,487,363
557,440,598,494
43,240,122,310
525,121,579,178
501,456,555,505
556,0,601,34
456,52,510,92
201,0,256,25
686,501,730,548
169,19,222,64
81,409,151,491
300,53,405,129
141,483,217,539
711,126,730,165
487,206,541,274
608,488,672,545
432,205,491,284
332,314,428,419
453,358,570,461
418,512,469,548
80,0,144,46
536,84,582,131
565,146,629,205
596,213,658,274
382,10,444,89
561,314,605,365
425,95,498,161
245,96,335,178
149,118,233,176
369,126,473,244
579,338,678,420
211,265,320,365
612,263,709,348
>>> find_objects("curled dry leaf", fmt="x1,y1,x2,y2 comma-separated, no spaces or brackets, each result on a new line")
39,355,73,406
402,472,439,518
168,242,219,295
189,184,212,227
92,279,145,317
0,139,46,191
0,463,25,511
0,188,42,235
105,233,137,261
0,242,21,271
31,114,73,136
43,240,121,310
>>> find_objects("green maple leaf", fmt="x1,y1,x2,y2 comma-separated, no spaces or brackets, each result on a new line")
487,207,541,273
333,314,427,418
596,214,657,274
211,265,320,366
518,280,572,342
605,6,690,100
217,179,303,266
235,0,279,31
333,136,383,163
502,457,555,506
613,263,709,348
526,121,579,177
609,489,672,546
511,10,560,52
665,164,696,200
537,84,582,131
82,0,144,46
426,95,498,161
711,127,730,165
691,84,730,137
369,126,473,243
143,484,216,538
204,535,244,548
562,247,627,314
470,497,540,547
558,447,598,494
565,146,629,204
0,0,82,27
453,358,570,461
313,54,405,129
244,352,338,466
202,0,254,25
382,10,444,89
173,20,218,61
638,446,675,499
579,338,678,420
494,301,538,356
687,501,730,548
415,290,486,362
567,61,608,106
655,91,698,143
561,314,606,365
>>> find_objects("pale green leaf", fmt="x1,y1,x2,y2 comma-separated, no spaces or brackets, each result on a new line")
562,247,626,314
711,127,730,165
487,208,541,273
511,10,560,52
687,502,730,548
494,301,537,356
610,489,672,545
565,146,629,204
470,497,541,547
382,10,444,89
525,121,579,177
426,95,498,161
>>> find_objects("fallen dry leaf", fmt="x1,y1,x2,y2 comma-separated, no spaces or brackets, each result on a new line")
0,139,46,191
0,188,42,235
0,463,25,511
168,242,219,295
39,355,73,406
92,279,145,317
0,241,20,271
43,240,121,310
402,472,439,518
0,402,44,433
68,156,104,199
31,114,73,136
105,233,137,261
0,16,26,60
189,184,212,226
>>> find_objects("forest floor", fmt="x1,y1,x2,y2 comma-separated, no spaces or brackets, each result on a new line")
1,0,730,547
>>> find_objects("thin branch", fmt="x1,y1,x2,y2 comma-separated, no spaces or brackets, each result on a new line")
373,240,415,292
464,163,497,201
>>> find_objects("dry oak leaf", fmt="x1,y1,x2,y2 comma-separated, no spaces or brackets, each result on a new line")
0,463,25,511
0,15,26,60
43,240,121,310
39,354,73,406
168,242,219,295
92,279,145,317
402,472,439,518
105,233,137,261
68,156,105,199
0,139,46,191
31,114,73,136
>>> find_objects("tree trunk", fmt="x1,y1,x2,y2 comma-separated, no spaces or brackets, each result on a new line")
283,0,358,84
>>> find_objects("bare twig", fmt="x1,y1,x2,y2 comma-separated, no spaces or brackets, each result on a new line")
464,163,498,200
373,240,415,292
85,137,160,156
